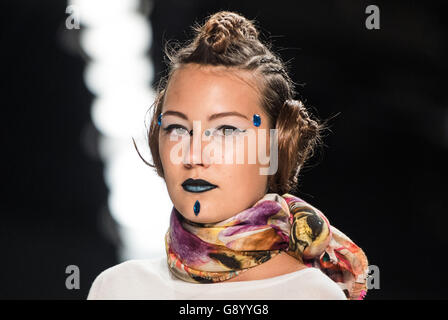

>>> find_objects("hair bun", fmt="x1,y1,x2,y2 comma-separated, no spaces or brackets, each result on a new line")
283,99,319,134
200,11,259,54
278,99,322,181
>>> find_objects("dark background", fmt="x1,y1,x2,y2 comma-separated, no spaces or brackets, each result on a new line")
1,0,446,299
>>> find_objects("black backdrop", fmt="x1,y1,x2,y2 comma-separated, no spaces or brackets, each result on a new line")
1,0,447,299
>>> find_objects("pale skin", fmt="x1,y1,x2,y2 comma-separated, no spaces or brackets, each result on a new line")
159,63,307,282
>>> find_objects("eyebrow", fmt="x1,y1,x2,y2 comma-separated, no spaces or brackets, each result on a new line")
162,110,249,121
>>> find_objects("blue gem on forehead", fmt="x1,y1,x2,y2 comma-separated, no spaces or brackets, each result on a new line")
157,113,162,126
193,200,200,216
253,114,261,127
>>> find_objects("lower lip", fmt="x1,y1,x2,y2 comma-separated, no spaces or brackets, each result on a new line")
182,185,217,193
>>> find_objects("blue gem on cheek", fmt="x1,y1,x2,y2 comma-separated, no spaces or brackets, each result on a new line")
193,200,200,216
253,114,261,127
157,113,162,126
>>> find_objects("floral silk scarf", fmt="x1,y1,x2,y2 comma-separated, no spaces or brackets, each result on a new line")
165,193,369,300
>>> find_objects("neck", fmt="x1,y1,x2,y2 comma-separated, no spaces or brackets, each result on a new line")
224,251,308,282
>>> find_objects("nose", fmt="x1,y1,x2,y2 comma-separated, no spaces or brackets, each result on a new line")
182,125,211,168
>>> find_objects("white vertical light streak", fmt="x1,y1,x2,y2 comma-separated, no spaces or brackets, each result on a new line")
71,0,171,261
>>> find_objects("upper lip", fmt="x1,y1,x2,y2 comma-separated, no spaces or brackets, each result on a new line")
181,178,217,188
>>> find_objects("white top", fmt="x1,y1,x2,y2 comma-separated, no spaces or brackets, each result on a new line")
87,256,347,300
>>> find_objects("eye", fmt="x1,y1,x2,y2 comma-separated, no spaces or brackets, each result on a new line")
214,125,246,136
162,124,190,136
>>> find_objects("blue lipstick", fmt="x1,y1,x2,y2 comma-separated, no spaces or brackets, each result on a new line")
181,178,217,193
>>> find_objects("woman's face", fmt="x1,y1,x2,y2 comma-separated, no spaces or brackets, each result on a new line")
159,63,272,223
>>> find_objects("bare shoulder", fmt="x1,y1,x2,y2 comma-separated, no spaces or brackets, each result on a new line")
225,251,307,283
279,251,309,270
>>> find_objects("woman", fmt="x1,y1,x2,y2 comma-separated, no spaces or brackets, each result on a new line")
87,10,369,300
